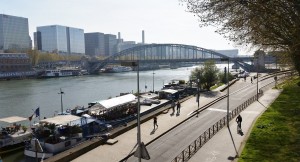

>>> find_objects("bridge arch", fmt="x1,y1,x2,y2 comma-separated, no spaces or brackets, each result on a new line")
89,44,230,73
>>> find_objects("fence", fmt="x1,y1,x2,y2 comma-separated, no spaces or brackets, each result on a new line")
170,73,292,162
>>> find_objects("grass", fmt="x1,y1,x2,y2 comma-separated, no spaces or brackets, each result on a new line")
239,76,300,162
210,83,224,90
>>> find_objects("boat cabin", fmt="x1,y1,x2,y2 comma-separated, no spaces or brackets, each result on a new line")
88,94,137,120
0,116,31,149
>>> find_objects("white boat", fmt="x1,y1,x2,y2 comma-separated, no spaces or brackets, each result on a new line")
0,116,31,155
40,69,80,78
101,66,132,73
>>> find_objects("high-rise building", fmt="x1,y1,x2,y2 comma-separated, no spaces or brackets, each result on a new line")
35,25,85,55
104,34,118,56
0,14,31,52
84,32,105,56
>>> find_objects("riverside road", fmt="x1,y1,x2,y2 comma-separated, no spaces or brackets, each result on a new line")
72,73,282,162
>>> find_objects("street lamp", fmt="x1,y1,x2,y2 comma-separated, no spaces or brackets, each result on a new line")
58,88,64,114
196,72,200,117
255,57,259,100
221,58,230,126
121,61,145,161
152,70,155,92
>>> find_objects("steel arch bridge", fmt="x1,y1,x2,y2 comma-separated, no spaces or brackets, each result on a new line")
88,44,250,74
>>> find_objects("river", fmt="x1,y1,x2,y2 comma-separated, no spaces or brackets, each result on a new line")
0,67,198,121
0,64,232,162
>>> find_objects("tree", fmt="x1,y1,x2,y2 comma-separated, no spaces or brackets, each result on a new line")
190,60,219,90
27,49,40,66
182,0,300,75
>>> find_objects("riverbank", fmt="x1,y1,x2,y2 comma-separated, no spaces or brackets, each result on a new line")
238,76,300,162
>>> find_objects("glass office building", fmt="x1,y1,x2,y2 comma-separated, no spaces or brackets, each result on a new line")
104,34,118,56
35,25,85,55
0,14,31,51
84,32,105,56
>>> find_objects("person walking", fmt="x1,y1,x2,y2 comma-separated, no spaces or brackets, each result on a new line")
176,101,181,114
171,100,175,114
236,114,242,134
153,116,158,129
251,77,253,83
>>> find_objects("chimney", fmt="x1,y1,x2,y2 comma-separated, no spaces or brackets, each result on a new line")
118,32,121,39
142,30,145,44
118,32,122,43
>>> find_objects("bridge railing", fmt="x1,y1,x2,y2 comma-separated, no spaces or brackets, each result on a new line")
170,73,292,162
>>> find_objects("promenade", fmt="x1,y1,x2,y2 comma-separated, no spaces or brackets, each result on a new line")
73,77,280,162
189,88,281,162
72,90,225,162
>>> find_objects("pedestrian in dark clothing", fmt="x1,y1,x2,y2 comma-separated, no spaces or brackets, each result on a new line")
251,77,253,83
244,75,246,82
171,100,175,114
176,101,181,114
236,114,242,134
153,116,158,129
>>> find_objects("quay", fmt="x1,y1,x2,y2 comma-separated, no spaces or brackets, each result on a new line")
43,72,283,162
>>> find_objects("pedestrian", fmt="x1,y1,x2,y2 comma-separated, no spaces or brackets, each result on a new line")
171,100,175,114
251,77,253,83
176,101,181,114
244,75,246,82
236,114,242,134
153,116,158,129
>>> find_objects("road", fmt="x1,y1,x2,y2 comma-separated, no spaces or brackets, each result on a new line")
126,74,280,162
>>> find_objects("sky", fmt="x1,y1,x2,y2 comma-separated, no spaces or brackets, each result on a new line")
2,0,252,55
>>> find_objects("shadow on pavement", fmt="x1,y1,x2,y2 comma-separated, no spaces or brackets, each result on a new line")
227,126,239,160
202,91,222,98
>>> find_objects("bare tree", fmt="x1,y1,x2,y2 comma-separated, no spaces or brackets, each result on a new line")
181,0,300,75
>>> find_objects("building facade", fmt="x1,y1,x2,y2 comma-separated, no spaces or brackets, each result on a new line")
35,25,85,55
116,41,137,52
0,53,31,72
104,34,118,56
215,49,239,58
84,32,105,56
0,14,31,52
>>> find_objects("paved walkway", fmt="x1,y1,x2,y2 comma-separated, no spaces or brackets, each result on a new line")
189,89,281,162
72,91,225,162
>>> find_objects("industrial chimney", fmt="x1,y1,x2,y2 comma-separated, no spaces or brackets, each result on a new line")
142,30,145,44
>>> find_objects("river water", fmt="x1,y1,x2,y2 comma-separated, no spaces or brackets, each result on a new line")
0,67,200,123
0,64,231,162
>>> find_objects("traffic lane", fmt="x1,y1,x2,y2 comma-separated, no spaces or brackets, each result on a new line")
126,81,259,162
126,110,226,162
126,76,277,162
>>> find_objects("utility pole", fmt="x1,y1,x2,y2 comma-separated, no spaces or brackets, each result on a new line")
58,88,64,114
196,72,200,117
152,70,155,92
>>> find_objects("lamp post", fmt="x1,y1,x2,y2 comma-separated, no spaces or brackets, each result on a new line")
256,57,259,100
58,88,64,114
152,70,155,93
221,58,230,126
121,61,142,162
196,72,200,117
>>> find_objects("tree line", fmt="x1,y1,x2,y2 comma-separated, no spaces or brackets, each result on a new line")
182,0,300,75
